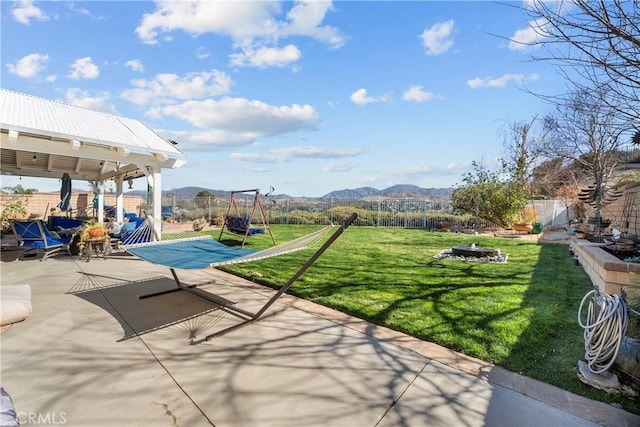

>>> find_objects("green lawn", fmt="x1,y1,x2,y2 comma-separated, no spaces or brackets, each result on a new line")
177,224,639,415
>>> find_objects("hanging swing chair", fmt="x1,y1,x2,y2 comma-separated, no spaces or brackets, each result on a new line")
218,189,275,247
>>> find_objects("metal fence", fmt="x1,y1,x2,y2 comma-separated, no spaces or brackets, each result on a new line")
150,195,569,231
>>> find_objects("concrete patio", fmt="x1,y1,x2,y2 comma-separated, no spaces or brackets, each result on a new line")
1,250,639,426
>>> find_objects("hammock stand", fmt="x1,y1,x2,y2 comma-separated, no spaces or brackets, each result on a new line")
125,213,357,341
219,189,275,247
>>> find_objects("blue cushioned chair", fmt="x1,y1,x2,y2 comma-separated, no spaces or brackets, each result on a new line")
11,219,71,260
161,205,173,220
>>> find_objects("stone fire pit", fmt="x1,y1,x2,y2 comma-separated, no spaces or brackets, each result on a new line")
451,245,499,258
433,244,507,263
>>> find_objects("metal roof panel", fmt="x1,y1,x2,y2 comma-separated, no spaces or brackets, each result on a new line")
1,89,185,158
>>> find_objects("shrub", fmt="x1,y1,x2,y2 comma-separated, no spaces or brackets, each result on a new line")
1,200,28,232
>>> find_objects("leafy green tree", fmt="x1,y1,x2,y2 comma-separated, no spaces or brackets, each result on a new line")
195,190,214,209
454,116,545,227
3,184,38,194
451,161,531,228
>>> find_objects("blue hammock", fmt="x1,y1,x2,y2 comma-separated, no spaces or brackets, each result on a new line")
124,222,333,269
126,237,257,270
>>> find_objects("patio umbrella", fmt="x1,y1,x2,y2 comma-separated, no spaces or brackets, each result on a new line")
57,173,72,213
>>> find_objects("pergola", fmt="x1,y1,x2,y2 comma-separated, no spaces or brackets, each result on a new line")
0,89,186,238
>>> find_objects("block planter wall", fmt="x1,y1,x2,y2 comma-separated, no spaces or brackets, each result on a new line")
570,237,640,302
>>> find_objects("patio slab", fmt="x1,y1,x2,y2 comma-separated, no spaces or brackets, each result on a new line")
1,254,638,426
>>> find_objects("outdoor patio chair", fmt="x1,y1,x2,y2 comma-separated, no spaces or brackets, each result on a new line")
11,219,71,260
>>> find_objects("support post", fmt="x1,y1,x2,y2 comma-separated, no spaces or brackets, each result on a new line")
115,176,124,223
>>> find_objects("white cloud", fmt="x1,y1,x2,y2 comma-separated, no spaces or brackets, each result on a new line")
67,57,99,80
352,162,469,190
402,85,434,103
392,162,469,179
508,25,539,50
11,0,48,25
135,1,344,68
508,18,547,51
135,1,278,44
420,20,454,55
279,0,345,48
231,145,363,163
66,2,105,20
229,44,301,68
466,73,539,88
355,161,475,190
125,59,144,72
63,88,117,114
323,161,357,172
509,0,576,51
155,97,318,133
196,47,211,59
67,2,90,16
350,88,378,105
136,0,344,46
121,70,232,105
157,128,262,151
6,53,49,78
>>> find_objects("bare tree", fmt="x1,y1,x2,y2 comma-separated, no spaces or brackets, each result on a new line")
530,156,586,198
546,87,627,231
499,115,550,186
520,0,640,123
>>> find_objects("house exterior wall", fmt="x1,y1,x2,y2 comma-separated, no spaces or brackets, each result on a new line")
0,192,143,220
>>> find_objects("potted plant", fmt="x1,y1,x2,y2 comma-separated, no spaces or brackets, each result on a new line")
192,217,207,232
512,206,537,233
574,227,589,239
73,220,110,257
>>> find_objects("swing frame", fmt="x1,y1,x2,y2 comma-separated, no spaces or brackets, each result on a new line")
218,189,276,247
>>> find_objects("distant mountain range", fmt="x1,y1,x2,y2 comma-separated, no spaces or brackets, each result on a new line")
322,184,453,199
129,184,454,201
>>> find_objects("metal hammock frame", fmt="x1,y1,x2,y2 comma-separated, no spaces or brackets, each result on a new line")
123,213,357,341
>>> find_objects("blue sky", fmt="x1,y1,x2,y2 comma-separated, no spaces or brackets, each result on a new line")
1,0,566,197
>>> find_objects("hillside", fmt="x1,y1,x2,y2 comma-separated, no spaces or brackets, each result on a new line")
140,184,454,201
322,184,453,200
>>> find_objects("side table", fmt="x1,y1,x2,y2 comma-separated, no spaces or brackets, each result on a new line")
79,237,110,262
